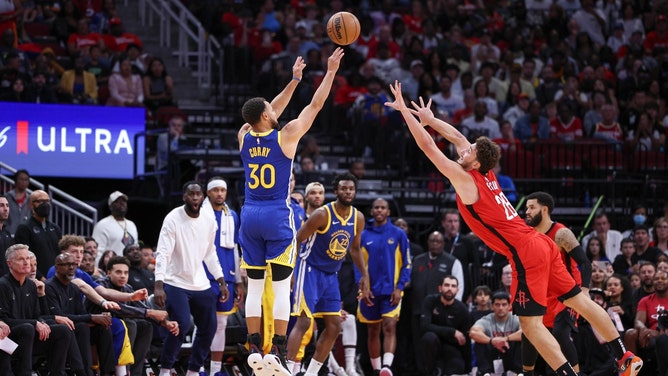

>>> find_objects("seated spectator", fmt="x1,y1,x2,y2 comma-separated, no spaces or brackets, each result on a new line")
80,249,104,280
592,103,624,144
104,17,143,56
67,17,105,57
472,78,499,119
650,217,668,253
502,92,530,129
28,71,58,104
576,288,618,376
535,65,563,106
632,225,663,265
461,100,501,141
52,0,82,45
430,75,465,120
623,270,668,376
493,120,522,152
85,45,112,87
470,285,493,323
604,274,634,333
107,57,143,107
621,204,652,239
590,261,608,290
451,89,475,126
97,249,115,273
141,244,155,273
492,161,518,203
549,101,584,141
90,0,118,34
469,291,523,375
156,115,189,171
586,235,611,263
73,0,103,18
59,55,98,104
0,77,31,102
0,52,31,98
612,238,636,276
419,276,471,376
143,57,174,112
626,111,666,152
123,243,155,295
351,76,391,157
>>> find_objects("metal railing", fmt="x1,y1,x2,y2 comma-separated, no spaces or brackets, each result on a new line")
136,0,223,91
0,162,98,236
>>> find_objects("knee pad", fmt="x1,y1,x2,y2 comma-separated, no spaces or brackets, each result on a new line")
341,314,357,346
271,263,293,281
210,314,228,352
246,277,265,318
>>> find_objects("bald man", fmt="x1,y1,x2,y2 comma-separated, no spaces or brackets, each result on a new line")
15,190,62,276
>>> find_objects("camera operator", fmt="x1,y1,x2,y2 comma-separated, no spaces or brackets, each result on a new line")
624,270,668,375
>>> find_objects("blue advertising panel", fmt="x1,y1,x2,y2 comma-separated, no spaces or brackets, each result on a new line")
0,102,145,179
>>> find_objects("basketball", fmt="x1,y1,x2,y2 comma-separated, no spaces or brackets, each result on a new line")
327,12,360,46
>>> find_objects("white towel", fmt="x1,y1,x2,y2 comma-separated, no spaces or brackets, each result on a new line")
219,203,235,249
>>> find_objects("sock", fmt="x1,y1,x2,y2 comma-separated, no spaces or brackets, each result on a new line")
607,337,627,360
345,347,357,371
305,359,323,375
522,370,535,376
287,360,296,373
328,352,341,370
294,361,302,373
371,357,381,371
555,362,577,376
185,371,199,376
115,365,127,376
382,353,394,368
210,360,222,374
159,368,172,376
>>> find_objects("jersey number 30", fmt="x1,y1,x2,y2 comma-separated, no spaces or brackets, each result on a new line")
495,192,518,220
248,163,276,189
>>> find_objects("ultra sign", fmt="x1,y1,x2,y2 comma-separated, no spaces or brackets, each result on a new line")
0,102,145,179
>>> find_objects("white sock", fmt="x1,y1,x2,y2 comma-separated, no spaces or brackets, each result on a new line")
345,347,357,371
382,353,394,368
294,361,302,373
185,370,199,376
371,357,381,371
305,359,323,376
115,365,127,376
328,352,341,370
159,368,171,376
287,360,296,373
210,360,222,374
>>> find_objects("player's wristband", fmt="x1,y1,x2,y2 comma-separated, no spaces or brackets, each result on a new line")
489,337,493,345
99,299,106,306
292,76,301,82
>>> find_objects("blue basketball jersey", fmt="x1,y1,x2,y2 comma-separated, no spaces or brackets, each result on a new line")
240,129,292,204
301,202,358,273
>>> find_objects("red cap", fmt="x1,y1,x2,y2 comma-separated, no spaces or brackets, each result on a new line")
109,17,122,25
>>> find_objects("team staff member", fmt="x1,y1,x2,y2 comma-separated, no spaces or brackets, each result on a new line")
237,48,343,376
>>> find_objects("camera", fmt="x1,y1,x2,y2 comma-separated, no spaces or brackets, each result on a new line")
658,309,668,330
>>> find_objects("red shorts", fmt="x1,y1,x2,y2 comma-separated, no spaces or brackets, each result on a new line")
510,232,580,316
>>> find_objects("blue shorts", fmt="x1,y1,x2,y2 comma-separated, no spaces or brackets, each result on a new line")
357,295,401,323
209,280,237,314
239,203,296,269
292,262,342,318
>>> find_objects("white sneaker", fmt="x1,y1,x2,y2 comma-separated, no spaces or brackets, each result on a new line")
248,353,270,376
263,353,291,376
334,367,348,376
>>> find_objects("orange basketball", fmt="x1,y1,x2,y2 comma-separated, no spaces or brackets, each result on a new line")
327,11,360,46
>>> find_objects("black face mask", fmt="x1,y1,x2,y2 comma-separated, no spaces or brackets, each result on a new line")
35,202,51,218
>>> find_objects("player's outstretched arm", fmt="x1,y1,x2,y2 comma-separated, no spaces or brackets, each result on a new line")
296,207,327,244
385,81,472,189
281,48,344,156
410,98,471,156
270,56,307,119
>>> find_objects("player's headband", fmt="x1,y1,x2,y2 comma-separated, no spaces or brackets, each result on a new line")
207,179,227,191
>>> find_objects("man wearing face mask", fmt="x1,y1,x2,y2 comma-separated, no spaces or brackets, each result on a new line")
14,190,62,276
621,204,653,241
92,191,139,259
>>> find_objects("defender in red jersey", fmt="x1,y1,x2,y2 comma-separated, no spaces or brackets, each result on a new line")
384,81,643,376
523,192,593,375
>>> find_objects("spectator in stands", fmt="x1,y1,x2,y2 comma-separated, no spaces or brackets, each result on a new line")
121,43,148,75
97,249,114,274
441,209,478,301
549,101,584,141
629,272,642,290
451,89,475,126
612,238,636,276
80,249,104,279
605,274,634,333
633,262,656,307
554,76,588,117
619,90,646,136
624,270,668,376
462,100,501,141
470,285,493,323
156,115,189,171
650,217,668,252
430,75,464,120
348,160,366,180
0,77,31,102
59,55,98,104
632,225,663,265
607,22,627,54
143,57,174,112
351,76,391,158
14,190,61,276
582,212,624,260
85,45,111,88
67,17,105,57
419,275,471,376
0,51,31,98
0,195,12,276
513,99,550,146
592,103,624,144
367,42,400,84
45,252,116,376
620,204,652,240
535,65,563,106
590,262,608,290
89,0,118,34
492,161,518,203
627,112,666,151
494,120,522,153
502,92,530,129
104,17,143,55
0,244,74,376
586,235,611,262
5,169,30,236
470,291,523,375
27,71,58,104
93,191,139,257
141,244,155,272
107,57,144,106
52,0,82,45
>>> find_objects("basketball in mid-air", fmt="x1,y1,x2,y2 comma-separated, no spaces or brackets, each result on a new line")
326,12,360,46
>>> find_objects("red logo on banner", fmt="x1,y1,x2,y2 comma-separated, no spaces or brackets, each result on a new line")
16,121,28,154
